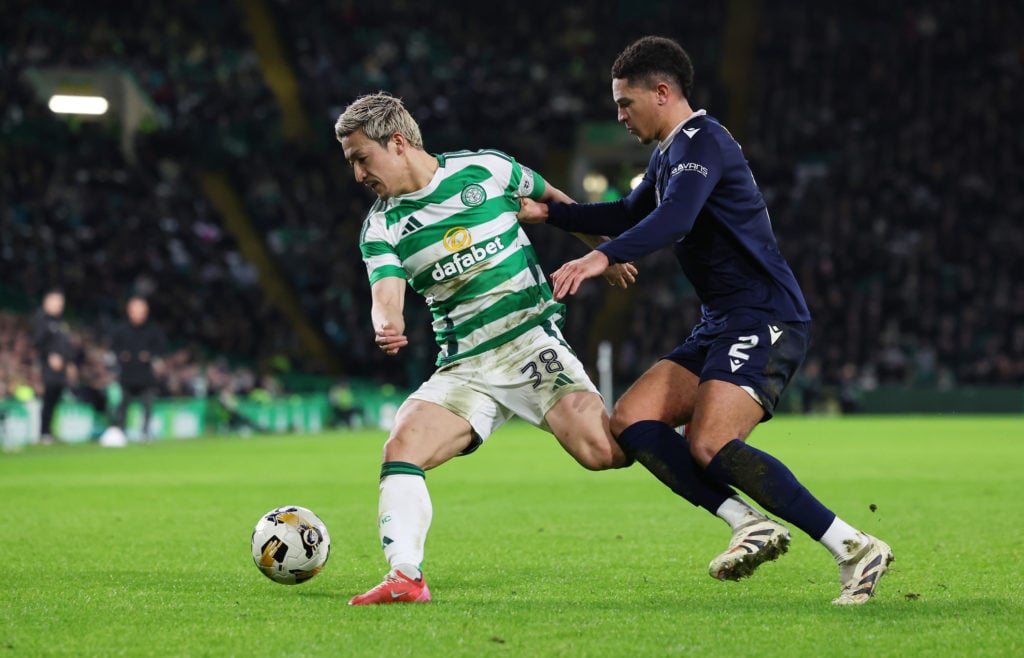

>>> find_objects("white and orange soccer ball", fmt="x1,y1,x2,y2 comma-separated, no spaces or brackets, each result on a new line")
251,506,331,585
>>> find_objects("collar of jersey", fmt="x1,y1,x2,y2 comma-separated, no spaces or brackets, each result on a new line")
385,154,446,206
658,109,707,154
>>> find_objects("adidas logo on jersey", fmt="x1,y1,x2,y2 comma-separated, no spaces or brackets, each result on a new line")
400,216,424,236
431,235,506,281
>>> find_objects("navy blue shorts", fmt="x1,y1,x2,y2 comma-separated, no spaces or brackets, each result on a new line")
663,313,810,420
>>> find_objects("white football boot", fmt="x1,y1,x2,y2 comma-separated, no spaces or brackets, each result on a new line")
709,518,791,581
832,533,894,605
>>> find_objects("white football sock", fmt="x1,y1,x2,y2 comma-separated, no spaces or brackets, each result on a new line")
715,495,768,531
379,473,432,577
819,516,863,563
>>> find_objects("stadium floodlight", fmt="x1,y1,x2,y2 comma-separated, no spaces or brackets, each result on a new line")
48,94,109,115
28,68,161,161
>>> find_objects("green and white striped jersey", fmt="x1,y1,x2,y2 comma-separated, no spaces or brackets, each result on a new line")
359,149,565,366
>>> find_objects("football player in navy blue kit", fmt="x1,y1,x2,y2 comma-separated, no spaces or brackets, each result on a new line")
519,36,893,604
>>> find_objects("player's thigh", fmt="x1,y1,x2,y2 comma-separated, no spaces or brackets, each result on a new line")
545,391,625,470
494,324,621,469
384,398,476,471
610,359,699,436
687,316,810,465
687,380,765,466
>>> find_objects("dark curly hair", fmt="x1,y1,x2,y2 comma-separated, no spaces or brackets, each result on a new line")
611,36,694,99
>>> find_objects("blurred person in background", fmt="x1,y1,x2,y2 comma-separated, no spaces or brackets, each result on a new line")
108,296,167,440
70,330,115,423
328,378,363,428
31,290,73,445
204,360,265,434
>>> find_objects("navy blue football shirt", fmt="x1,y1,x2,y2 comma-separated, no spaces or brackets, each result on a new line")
547,111,810,323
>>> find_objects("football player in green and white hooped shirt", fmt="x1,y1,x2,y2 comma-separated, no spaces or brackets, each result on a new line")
337,92,637,605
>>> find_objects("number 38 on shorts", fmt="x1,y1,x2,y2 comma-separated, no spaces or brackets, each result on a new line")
406,324,600,441
520,348,565,389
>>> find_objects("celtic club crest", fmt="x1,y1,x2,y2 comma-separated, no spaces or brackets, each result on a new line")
461,183,486,207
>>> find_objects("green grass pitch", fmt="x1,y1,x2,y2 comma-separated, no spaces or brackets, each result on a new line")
2,416,1022,657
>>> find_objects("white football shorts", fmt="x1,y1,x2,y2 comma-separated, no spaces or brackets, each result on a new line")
407,322,599,444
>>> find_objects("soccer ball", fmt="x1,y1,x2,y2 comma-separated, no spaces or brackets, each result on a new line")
251,506,331,585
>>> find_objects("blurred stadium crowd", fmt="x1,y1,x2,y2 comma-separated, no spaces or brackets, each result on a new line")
1,1,1021,411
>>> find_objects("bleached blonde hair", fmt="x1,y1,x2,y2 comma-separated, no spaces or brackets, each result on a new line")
334,92,423,148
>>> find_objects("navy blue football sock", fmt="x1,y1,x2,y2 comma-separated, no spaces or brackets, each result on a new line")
705,439,835,540
617,420,736,514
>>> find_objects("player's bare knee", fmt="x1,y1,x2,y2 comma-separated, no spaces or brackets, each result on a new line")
688,434,726,467
576,444,615,471
381,436,402,463
606,442,630,469
561,430,616,471
381,434,417,464
609,404,640,437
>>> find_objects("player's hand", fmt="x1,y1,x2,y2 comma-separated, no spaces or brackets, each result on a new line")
375,321,408,357
48,353,63,371
550,250,610,300
517,198,548,224
602,262,638,288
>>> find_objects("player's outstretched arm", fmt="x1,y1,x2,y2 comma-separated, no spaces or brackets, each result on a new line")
521,181,637,288
370,277,409,357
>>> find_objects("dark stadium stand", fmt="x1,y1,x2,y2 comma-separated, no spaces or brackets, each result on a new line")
745,1,1024,390
1,0,1021,411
